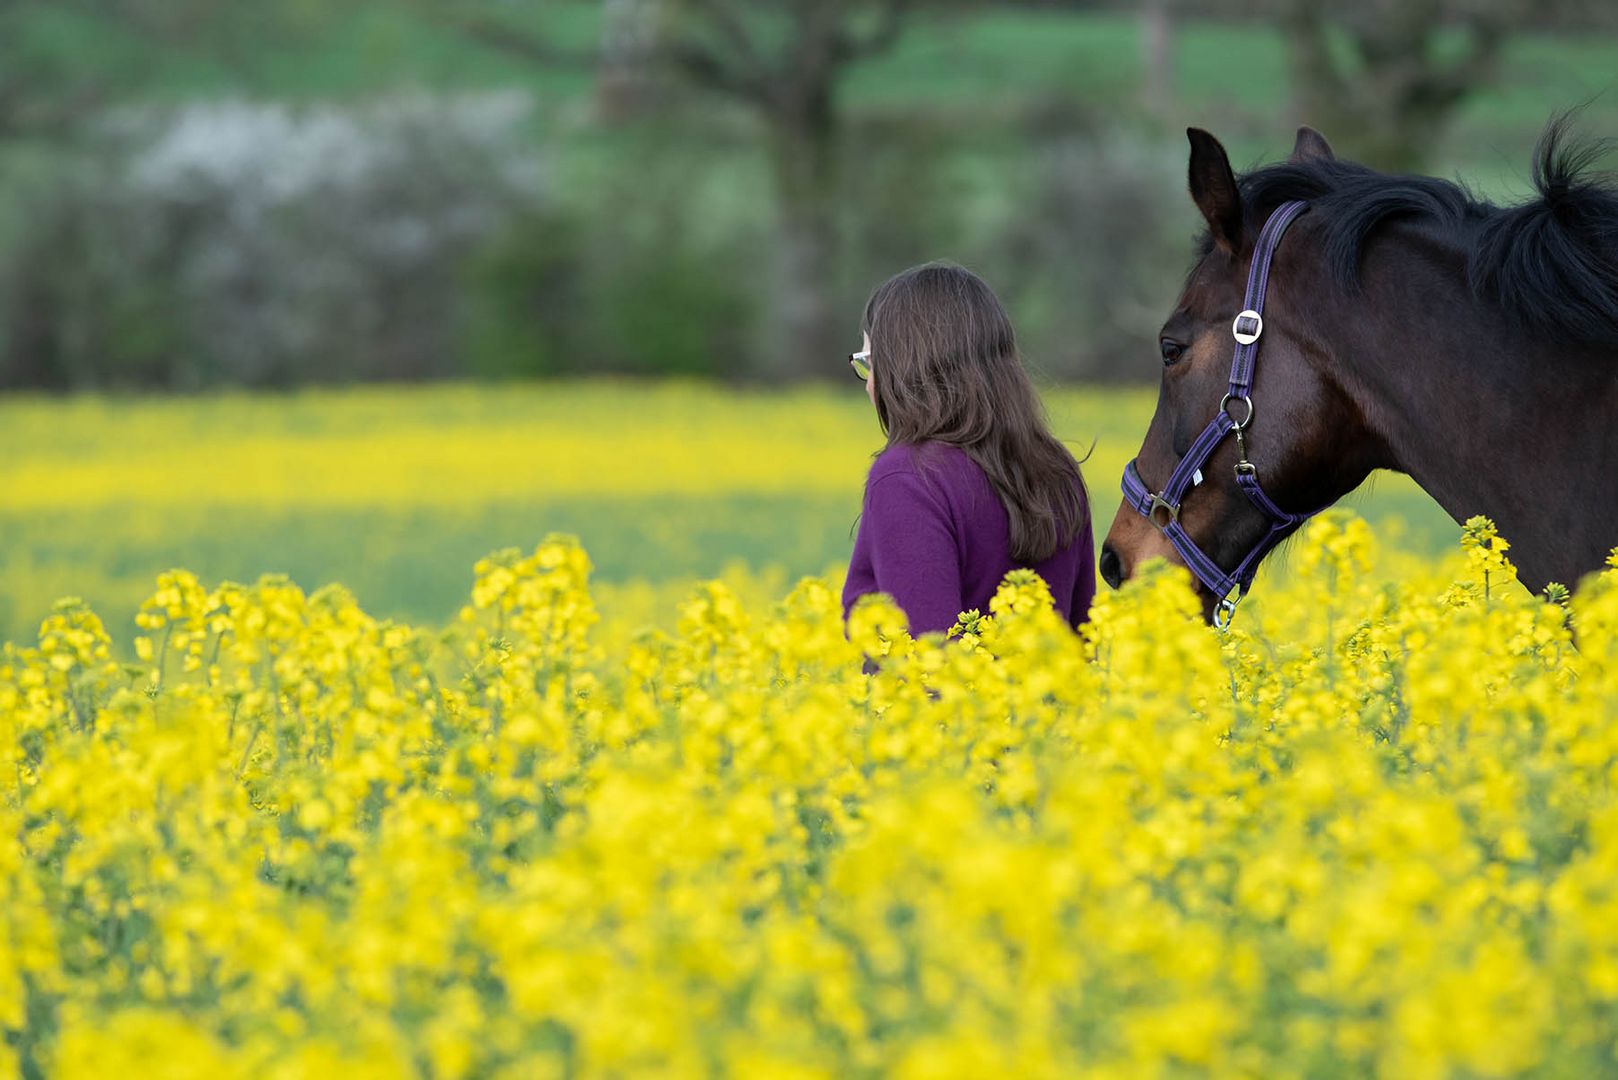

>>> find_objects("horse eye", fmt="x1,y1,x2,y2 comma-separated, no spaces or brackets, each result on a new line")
1160,338,1185,366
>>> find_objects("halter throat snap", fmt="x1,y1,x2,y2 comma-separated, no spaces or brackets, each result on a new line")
1120,200,1315,629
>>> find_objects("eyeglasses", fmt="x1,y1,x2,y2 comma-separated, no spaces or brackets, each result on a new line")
849,350,872,381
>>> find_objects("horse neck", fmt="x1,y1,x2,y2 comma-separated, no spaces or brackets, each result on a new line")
1324,234,1618,591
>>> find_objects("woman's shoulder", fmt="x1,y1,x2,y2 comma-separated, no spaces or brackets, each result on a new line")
868,440,971,481
865,442,979,514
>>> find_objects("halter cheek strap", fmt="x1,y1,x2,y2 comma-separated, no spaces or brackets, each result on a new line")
1120,199,1317,629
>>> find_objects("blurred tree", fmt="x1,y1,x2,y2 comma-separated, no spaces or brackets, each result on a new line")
431,0,917,380
0,96,544,390
667,0,915,380
1279,0,1516,172
597,0,663,120
0,0,259,142
1140,0,1177,117
0,0,243,386
0,2,109,140
426,2,610,107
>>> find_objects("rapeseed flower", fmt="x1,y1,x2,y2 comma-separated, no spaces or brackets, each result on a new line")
1,518,1615,1076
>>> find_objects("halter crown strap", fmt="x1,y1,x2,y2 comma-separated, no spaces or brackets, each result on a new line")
1118,199,1313,627
1228,200,1308,397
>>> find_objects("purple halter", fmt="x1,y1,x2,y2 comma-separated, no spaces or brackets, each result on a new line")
1120,199,1316,629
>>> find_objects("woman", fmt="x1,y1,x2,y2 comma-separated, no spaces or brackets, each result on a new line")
842,262,1096,636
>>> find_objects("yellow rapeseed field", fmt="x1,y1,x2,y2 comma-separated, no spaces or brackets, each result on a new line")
0,381,1450,646
6,501,1618,1077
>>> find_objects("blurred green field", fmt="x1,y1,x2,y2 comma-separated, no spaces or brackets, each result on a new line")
0,381,1456,645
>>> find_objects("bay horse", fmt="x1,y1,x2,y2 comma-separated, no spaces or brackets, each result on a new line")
1099,118,1618,625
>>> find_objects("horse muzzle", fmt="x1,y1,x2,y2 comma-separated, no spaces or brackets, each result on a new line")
1099,504,1184,590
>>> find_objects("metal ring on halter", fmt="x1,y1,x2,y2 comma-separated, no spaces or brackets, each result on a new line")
1232,309,1263,345
1213,592,1241,630
1148,494,1179,528
1220,393,1254,430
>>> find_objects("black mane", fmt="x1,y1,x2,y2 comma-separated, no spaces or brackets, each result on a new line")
1233,116,1618,350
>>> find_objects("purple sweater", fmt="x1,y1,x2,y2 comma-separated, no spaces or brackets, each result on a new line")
842,442,1096,636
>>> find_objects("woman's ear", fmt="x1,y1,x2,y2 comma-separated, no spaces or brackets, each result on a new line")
1187,127,1242,255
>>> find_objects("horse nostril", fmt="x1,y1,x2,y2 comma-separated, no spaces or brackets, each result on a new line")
1099,544,1123,590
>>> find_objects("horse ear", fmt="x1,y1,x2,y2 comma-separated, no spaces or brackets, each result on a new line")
1187,127,1243,254
1290,125,1335,163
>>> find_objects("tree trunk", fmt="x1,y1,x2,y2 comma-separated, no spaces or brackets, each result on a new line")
1140,0,1175,116
1282,0,1501,174
1356,105,1444,174
762,98,841,381
596,0,661,123
0,270,65,389
1282,1,1346,139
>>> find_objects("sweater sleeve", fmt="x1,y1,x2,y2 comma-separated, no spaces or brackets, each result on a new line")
862,470,965,636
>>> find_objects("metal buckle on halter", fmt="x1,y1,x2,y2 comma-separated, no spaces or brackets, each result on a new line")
1148,494,1180,528
1232,309,1263,345
1213,590,1242,631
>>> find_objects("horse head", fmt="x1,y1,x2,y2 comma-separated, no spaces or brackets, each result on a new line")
1099,126,1393,623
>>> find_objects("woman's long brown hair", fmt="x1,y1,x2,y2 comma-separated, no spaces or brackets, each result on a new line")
861,261,1089,564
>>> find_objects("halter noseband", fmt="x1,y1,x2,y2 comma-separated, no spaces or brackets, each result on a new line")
1120,199,1315,629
